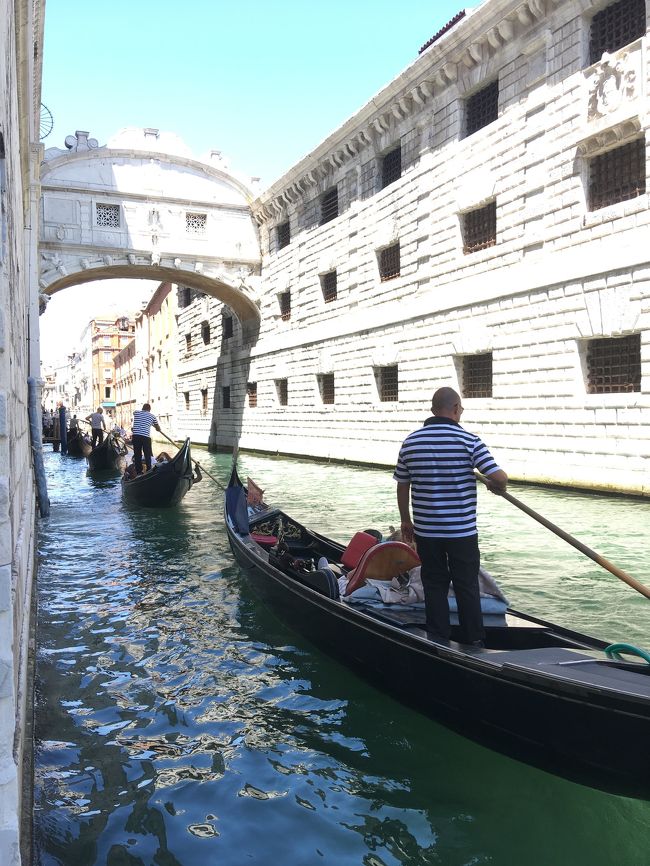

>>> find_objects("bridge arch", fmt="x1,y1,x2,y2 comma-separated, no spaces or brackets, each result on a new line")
39,128,262,340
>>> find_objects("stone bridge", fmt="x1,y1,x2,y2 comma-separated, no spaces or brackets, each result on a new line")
38,128,262,340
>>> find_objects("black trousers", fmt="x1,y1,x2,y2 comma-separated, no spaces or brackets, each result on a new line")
132,434,153,473
91,428,104,448
414,534,484,643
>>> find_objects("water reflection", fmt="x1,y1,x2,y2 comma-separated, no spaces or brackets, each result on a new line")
34,448,650,866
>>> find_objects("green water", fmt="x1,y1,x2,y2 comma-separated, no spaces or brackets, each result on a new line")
33,449,650,866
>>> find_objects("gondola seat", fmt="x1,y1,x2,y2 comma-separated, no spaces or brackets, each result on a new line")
341,531,379,570
251,533,278,549
345,541,421,595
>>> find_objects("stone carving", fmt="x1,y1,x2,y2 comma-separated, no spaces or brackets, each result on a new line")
55,225,65,240
128,254,136,265
588,52,637,121
41,252,67,277
103,255,113,266
151,251,161,266
64,131,99,151
174,258,182,268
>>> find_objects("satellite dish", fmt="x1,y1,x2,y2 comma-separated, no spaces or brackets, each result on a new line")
40,103,54,140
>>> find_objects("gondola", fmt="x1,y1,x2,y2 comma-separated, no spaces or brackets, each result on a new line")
224,466,650,798
86,430,129,474
66,428,92,457
121,438,200,507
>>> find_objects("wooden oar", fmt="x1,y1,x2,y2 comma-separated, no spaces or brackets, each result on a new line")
158,430,225,491
475,472,650,600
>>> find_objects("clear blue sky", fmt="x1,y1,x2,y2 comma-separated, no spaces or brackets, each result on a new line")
42,0,470,186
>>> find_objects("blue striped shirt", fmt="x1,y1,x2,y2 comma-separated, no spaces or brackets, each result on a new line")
393,416,501,538
132,410,158,437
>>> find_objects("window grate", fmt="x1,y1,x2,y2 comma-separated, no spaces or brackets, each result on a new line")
377,365,399,402
463,202,497,254
463,353,493,398
247,382,257,408
275,379,288,406
466,80,499,136
379,243,401,281
221,387,230,409
186,212,207,234
279,291,291,321
223,316,233,339
179,287,192,308
321,270,338,303
382,146,402,189
318,373,335,405
201,321,211,345
589,138,646,210
587,334,641,393
320,187,339,224
589,0,646,63
184,391,190,410
96,203,120,227
185,333,192,353
277,221,290,249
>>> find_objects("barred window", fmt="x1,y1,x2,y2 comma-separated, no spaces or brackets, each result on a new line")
465,80,499,137
185,333,192,354
279,291,291,321
589,0,646,63
320,187,339,225
275,378,288,406
186,212,207,234
318,373,335,405
586,334,641,393
184,391,190,410
379,243,401,281
221,386,230,409
277,221,291,250
96,203,120,227
201,321,211,344
588,139,646,210
462,202,497,254
321,270,337,303
381,146,402,189
462,353,493,398
105,386,111,399
223,316,233,339
247,381,257,408
376,365,399,402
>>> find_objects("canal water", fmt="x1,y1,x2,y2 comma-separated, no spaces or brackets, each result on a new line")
33,448,650,866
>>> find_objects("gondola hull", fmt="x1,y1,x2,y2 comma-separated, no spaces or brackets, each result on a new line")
67,429,92,457
224,471,650,798
121,438,197,507
86,433,128,473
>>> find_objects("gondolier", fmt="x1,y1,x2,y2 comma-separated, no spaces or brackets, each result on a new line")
131,402,161,475
85,407,106,448
394,386,508,646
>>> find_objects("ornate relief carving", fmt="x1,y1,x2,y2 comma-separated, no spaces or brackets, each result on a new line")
588,52,638,121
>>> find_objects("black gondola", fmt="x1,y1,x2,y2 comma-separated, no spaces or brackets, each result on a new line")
86,431,129,474
66,428,92,457
121,438,200,507
224,466,650,798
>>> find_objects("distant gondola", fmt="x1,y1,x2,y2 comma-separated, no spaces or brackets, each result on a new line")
66,428,92,458
224,464,650,799
121,438,200,507
86,431,128,474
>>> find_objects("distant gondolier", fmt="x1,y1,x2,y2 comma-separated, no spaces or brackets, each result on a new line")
85,407,106,448
131,402,161,474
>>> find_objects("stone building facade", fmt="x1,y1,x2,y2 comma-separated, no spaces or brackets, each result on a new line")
1,1,44,863
201,0,650,496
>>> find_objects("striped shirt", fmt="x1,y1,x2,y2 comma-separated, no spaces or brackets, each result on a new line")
393,416,501,538
132,410,158,438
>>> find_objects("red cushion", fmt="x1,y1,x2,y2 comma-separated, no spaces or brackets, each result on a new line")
251,534,278,548
341,531,379,570
344,542,421,595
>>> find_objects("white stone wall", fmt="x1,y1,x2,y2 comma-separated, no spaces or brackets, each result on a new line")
1,1,43,863
220,0,650,495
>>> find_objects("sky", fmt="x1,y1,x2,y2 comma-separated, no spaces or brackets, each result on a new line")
39,0,470,363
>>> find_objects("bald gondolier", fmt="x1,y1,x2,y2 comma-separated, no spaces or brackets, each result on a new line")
394,386,508,647
131,403,161,475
